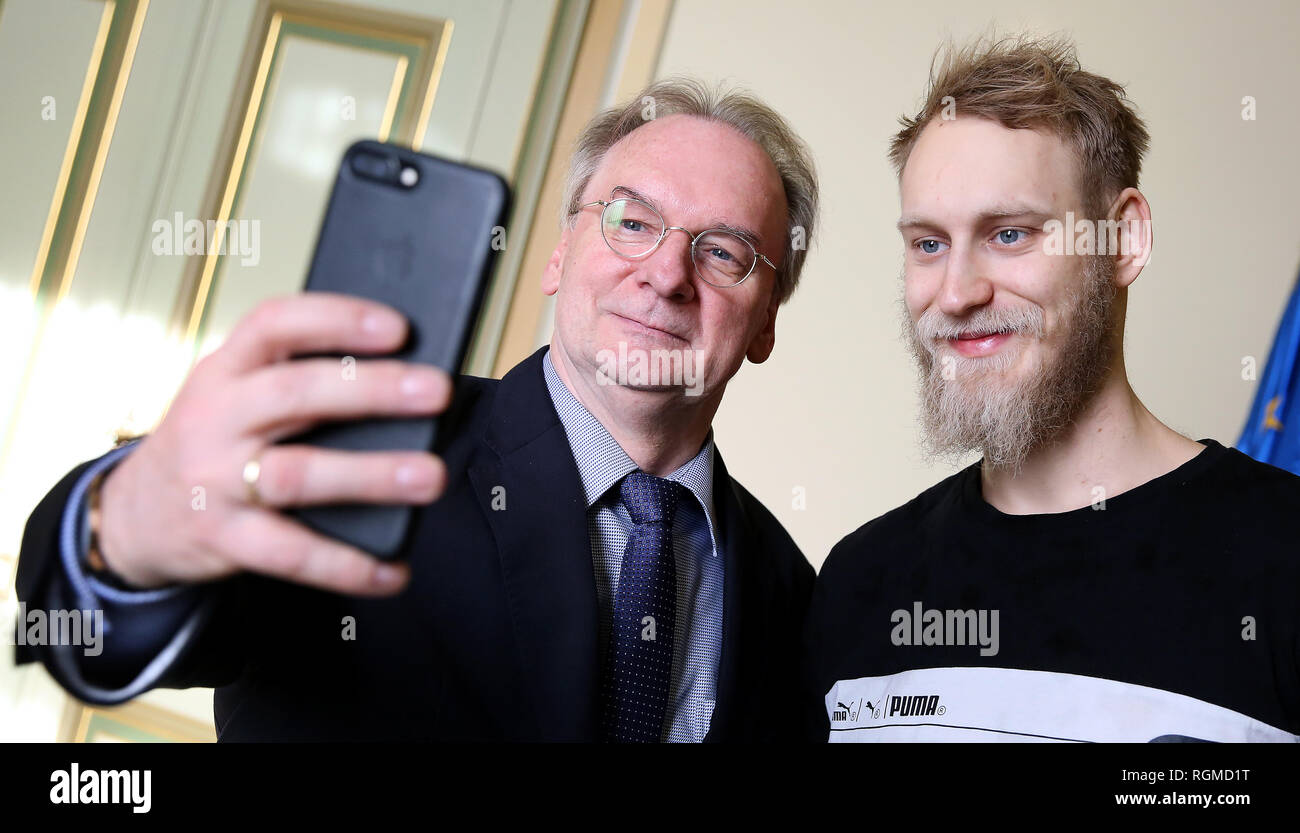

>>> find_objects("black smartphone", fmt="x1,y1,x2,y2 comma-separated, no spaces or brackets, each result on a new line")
287,139,509,559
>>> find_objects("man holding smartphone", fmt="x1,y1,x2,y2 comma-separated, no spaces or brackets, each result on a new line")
15,77,819,742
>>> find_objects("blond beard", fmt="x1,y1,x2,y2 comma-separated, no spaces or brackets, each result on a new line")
905,256,1118,473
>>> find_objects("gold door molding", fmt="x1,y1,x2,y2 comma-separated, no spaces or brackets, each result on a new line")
63,698,217,743
173,0,454,354
0,0,149,490
25,0,150,308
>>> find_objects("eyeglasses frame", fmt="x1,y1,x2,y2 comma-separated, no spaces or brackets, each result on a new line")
576,196,778,288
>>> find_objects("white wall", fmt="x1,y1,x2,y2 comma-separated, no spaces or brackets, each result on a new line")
655,0,1300,568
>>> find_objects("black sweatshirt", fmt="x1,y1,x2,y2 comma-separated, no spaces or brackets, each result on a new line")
805,440,1300,742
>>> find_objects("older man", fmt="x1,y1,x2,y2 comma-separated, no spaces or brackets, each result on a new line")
16,77,819,742
806,36,1300,742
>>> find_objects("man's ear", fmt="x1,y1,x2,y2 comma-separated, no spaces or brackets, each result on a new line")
1109,187,1152,290
542,226,571,296
745,289,781,363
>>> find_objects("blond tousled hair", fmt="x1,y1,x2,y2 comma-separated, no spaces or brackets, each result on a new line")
889,34,1150,217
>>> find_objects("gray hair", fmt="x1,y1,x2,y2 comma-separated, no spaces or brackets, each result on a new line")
561,76,818,303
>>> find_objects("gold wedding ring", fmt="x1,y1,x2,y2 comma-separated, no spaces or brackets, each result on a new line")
242,456,264,506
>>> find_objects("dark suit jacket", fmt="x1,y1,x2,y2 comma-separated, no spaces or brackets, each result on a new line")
15,347,814,741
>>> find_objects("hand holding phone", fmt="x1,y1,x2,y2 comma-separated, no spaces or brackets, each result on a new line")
96,294,449,595
94,142,509,594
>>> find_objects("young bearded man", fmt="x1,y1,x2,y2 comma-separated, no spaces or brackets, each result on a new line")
805,36,1300,742
15,78,820,742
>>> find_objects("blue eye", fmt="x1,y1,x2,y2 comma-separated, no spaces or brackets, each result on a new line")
622,220,646,232
996,229,1026,245
918,239,946,255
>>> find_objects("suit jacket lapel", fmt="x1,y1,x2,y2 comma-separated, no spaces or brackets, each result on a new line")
705,449,749,742
467,349,600,740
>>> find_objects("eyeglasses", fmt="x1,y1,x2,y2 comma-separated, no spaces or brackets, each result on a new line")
576,196,777,288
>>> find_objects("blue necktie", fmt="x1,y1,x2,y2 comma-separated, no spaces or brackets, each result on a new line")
601,471,683,742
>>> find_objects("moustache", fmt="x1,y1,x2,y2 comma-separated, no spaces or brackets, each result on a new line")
914,305,1046,351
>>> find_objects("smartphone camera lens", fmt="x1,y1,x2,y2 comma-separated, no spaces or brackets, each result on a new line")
350,150,399,182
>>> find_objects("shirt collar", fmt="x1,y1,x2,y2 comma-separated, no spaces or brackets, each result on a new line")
542,349,719,549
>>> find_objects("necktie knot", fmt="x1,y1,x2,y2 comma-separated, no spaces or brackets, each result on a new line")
620,471,683,526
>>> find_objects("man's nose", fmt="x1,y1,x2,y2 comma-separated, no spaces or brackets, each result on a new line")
936,243,994,318
638,227,697,302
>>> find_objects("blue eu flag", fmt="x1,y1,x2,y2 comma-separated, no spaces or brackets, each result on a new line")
1237,273,1300,474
